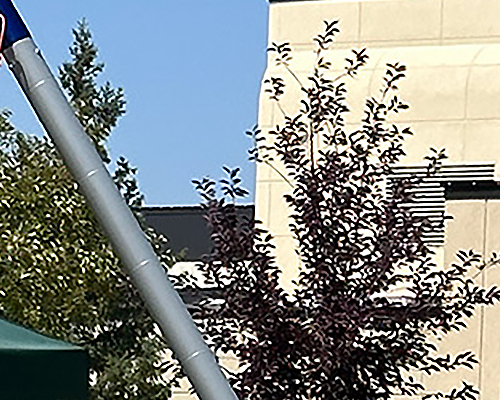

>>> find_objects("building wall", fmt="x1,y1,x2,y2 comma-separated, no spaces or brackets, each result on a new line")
256,0,500,398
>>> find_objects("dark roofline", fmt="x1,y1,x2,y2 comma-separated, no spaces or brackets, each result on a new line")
141,204,255,261
141,204,254,212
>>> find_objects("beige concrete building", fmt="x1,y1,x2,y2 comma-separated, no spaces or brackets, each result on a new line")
173,0,500,398
256,0,500,398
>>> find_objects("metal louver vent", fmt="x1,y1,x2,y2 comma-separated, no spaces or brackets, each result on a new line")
387,163,496,247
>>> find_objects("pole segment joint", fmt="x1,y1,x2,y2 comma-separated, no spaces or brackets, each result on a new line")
0,1,239,399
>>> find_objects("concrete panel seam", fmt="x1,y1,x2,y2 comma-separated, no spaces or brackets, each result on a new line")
464,46,490,120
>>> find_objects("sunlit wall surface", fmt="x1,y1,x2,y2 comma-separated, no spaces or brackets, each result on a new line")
256,0,500,398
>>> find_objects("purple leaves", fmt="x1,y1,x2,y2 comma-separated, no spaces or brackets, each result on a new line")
186,20,500,400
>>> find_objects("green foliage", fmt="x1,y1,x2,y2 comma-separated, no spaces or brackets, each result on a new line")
0,21,175,399
113,156,144,208
59,19,125,163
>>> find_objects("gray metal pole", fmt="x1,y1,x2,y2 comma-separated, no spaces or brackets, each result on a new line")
2,32,238,400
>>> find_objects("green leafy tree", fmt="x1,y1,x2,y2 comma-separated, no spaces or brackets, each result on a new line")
189,21,500,400
0,21,176,399
59,18,124,164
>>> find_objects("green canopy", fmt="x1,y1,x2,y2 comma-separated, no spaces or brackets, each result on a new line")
0,318,87,400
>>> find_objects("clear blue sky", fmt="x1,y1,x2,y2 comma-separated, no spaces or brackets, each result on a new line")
0,0,269,206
